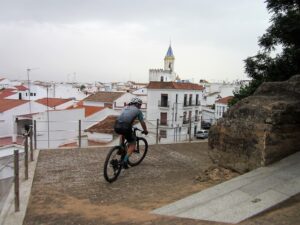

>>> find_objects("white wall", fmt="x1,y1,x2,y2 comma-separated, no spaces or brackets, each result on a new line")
86,132,113,143
149,69,176,82
113,93,135,109
55,100,74,110
33,108,85,149
215,103,229,120
83,101,105,107
202,106,215,124
0,101,46,138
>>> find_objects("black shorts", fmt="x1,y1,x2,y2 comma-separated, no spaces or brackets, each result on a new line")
114,121,136,144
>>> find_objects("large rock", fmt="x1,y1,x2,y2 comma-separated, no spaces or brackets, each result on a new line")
208,75,300,173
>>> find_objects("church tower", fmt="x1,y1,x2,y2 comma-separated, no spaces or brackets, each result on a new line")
149,44,176,82
164,45,175,72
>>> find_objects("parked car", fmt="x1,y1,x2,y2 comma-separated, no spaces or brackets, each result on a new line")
196,130,209,139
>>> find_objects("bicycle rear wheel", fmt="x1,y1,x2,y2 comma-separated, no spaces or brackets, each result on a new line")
103,146,124,183
128,137,148,167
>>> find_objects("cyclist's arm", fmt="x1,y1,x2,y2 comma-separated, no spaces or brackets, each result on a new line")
140,121,148,134
137,111,148,134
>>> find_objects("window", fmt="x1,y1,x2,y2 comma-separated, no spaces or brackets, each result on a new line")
160,76,164,82
160,94,168,107
160,130,167,138
160,112,167,125
184,94,187,106
196,94,199,105
189,94,192,105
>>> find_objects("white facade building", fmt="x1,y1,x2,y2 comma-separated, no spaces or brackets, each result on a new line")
0,99,46,138
215,96,233,120
147,82,205,143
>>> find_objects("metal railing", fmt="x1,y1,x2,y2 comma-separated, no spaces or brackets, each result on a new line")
158,100,170,108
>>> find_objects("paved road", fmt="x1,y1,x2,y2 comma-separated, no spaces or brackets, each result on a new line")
6,142,299,225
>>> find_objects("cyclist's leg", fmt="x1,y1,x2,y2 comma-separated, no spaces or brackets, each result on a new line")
123,132,136,167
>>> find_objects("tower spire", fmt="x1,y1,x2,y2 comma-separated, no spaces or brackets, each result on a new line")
164,44,175,72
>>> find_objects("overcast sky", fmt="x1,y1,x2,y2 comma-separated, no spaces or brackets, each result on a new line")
0,0,270,83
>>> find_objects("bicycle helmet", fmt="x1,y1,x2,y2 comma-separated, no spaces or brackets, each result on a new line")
130,97,142,105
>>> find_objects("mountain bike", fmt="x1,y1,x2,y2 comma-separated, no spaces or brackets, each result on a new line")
103,127,148,183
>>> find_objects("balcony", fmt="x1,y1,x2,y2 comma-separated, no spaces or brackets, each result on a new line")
183,119,189,124
158,100,170,108
160,120,169,126
183,100,199,107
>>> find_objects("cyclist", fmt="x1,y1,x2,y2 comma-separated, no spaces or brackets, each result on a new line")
114,97,148,168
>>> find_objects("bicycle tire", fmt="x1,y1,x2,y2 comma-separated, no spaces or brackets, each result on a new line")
128,137,148,167
103,146,124,183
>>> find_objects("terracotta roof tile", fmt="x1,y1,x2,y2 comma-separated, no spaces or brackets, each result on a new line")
14,85,28,91
68,102,105,117
83,91,125,103
0,136,25,147
35,98,72,108
0,99,29,112
216,96,233,104
59,139,109,148
147,81,204,90
0,89,16,99
85,115,118,134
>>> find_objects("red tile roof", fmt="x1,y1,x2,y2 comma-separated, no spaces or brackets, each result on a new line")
14,85,28,91
147,81,204,90
85,115,118,134
0,89,16,99
215,96,233,104
59,139,109,148
83,91,125,103
35,98,72,108
0,99,29,112
0,136,25,147
68,101,105,117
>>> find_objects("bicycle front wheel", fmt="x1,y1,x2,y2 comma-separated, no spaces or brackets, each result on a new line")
103,146,123,183
128,137,148,167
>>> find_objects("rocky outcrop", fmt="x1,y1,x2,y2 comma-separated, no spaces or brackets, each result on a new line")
208,75,300,173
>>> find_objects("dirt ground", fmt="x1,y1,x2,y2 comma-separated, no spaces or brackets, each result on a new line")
23,142,300,225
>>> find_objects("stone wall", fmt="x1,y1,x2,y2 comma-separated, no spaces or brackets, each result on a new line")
208,75,300,173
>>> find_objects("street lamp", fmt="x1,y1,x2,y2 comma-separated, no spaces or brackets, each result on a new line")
26,68,38,114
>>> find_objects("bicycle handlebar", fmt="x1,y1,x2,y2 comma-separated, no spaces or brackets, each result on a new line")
132,126,143,132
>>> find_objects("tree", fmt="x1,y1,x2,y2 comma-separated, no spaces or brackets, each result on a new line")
230,0,300,106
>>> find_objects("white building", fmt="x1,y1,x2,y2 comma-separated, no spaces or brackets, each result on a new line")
147,81,205,143
82,91,146,112
0,99,46,139
215,96,233,120
202,106,215,125
202,82,240,106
